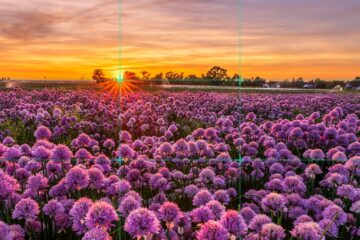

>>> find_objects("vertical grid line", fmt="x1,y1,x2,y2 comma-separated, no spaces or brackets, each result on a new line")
237,1,243,240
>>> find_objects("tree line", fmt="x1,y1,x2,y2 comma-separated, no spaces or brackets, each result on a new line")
92,68,359,89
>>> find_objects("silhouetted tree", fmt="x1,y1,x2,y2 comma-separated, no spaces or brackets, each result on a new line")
185,74,198,80
165,71,175,80
92,69,106,83
153,73,163,80
141,71,151,80
124,71,138,80
253,76,266,87
206,66,228,81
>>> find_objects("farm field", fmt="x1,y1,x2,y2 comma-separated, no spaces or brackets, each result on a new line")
0,88,359,239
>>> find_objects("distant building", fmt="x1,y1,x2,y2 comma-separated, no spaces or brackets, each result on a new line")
263,83,270,88
332,85,343,91
303,83,314,89
345,78,360,90
271,83,281,88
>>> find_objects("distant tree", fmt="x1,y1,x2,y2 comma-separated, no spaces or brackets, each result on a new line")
185,74,198,80
165,71,175,80
153,73,163,80
206,66,228,81
292,77,304,88
231,74,241,86
312,78,325,89
123,71,138,80
92,69,106,83
141,71,151,80
232,73,240,80
253,76,266,87
173,72,184,80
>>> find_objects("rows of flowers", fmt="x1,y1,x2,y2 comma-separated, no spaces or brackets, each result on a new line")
0,89,359,239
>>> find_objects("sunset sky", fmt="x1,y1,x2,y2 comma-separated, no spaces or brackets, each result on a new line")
0,0,360,80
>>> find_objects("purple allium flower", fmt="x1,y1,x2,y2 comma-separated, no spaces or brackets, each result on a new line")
184,184,199,198
118,144,135,160
283,176,306,193
216,152,231,163
88,167,105,190
248,214,272,233
118,180,131,195
304,164,322,178
196,220,229,240
261,192,287,213
82,228,111,240
103,139,115,149
119,196,141,218
344,156,360,173
26,173,48,191
3,137,15,146
0,143,7,156
212,189,228,204
290,222,324,240
85,201,118,230
25,219,41,233
124,208,160,238
0,221,12,240
205,200,225,220
322,204,347,226
193,189,213,206
149,173,167,191
76,133,91,147
191,206,215,223
12,198,39,220
0,170,20,199
331,151,347,162
173,139,190,157
4,146,21,161
288,206,306,219
220,210,247,237
269,162,285,174
75,148,92,160
32,146,50,162
199,168,215,183
240,207,256,225
350,200,360,213
9,224,25,240
49,179,68,197
265,178,284,192
51,144,72,162
65,166,89,190
46,161,62,176
43,199,64,217
34,126,52,140
309,149,325,160
158,142,173,157
324,127,338,140
319,219,338,238
95,154,111,165
337,184,357,200
120,131,132,142
260,223,286,240
159,201,180,224
70,198,93,234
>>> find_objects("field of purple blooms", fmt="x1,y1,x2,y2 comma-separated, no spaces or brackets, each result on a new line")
0,89,360,239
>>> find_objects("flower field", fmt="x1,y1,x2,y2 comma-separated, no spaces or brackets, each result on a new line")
0,89,360,239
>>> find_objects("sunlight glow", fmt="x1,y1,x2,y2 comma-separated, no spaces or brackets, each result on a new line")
100,71,143,98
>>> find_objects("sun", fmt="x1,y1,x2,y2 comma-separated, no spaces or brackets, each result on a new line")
100,70,143,99
112,70,124,83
